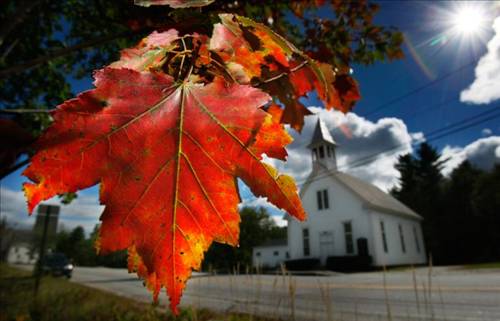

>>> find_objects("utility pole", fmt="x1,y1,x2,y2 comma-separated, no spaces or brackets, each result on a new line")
33,204,59,297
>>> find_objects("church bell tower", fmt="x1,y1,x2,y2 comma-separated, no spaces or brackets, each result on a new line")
307,118,338,171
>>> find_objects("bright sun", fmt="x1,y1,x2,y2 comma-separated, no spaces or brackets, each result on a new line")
450,7,486,36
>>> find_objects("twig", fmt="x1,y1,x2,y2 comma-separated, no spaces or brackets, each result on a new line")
1,38,19,61
0,31,143,78
0,109,54,114
254,60,309,86
412,266,421,315
382,266,393,321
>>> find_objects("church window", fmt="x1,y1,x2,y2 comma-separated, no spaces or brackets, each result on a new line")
273,251,279,256
343,222,354,254
256,252,261,257
413,226,421,253
303,228,310,256
317,189,329,210
327,146,331,157
318,146,325,158
317,191,323,210
323,190,329,209
380,221,388,253
398,224,406,253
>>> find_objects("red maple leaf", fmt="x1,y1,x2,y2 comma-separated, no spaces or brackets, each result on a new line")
22,11,360,313
23,68,305,313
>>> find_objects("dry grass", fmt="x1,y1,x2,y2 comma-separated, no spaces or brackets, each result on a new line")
0,264,281,321
461,262,500,270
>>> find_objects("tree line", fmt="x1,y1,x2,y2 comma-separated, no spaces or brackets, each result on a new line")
392,142,500,265
53,206,285,269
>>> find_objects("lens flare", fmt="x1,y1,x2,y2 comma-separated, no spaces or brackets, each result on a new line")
451,7,486,36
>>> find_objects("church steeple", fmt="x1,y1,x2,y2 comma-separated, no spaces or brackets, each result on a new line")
307,118,337,171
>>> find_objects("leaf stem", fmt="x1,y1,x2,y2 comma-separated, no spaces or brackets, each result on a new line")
259,60,309,85
202,54,237,83
177,38,188,80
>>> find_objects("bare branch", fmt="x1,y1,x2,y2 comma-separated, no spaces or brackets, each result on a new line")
0,30,140,79
0,109,54,114
0,158,30,180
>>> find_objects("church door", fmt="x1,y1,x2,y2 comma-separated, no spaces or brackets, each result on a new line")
319,231,335,263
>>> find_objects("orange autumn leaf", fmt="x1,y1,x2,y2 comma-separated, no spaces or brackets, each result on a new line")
210,20,266,81
23,67,305,313
110,30,179,71
210,14,360,131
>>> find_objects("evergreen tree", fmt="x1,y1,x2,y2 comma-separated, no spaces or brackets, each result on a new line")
394,144,500,264
472,164,500,260
392,143,446,262
392,154,418,209
441,161,482,263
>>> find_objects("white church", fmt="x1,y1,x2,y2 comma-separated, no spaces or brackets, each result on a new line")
253,119,427,269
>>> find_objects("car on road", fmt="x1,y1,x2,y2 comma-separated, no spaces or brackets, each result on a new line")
40,253,74,278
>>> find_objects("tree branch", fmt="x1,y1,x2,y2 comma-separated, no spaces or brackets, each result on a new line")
0,30,142,79
0,0,43,48
0,158,30,180
0,109,54,114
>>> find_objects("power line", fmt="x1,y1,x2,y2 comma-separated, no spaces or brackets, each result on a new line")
297,110,500,187
345,110,500,171
291,94,461,153
362,60,477,117
294,105,500,187
403,96,456,120
346,108,499,170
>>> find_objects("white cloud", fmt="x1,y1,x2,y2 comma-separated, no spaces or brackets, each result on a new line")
265,108,423,192
238,195,288,227
440,146,465,176
0,187,34,229
440,136,500,176
270,215,287,227
239,196,275,210
0,187,103,234
460,17,500,104
482,128,493,136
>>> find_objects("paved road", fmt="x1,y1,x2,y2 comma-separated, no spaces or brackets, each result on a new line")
20,265,500,321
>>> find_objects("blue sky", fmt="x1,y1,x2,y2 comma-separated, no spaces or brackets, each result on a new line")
351,1,499,146
1,1,500,232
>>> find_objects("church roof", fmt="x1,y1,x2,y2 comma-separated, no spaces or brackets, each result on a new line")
307,118,336,147
296,166,422,220
332,171,422,220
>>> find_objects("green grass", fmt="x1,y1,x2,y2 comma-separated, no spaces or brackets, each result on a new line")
0,264,279,321
461,262,500,270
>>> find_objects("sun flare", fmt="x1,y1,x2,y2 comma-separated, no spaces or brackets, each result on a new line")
450,6,487,37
